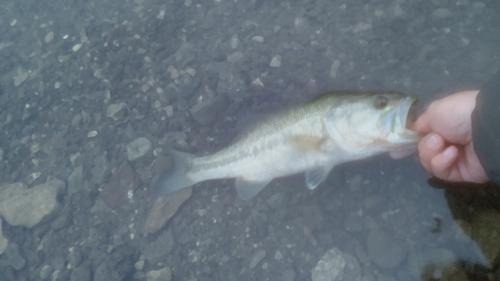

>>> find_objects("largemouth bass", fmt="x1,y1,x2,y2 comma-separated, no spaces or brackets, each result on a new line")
154,91,420,200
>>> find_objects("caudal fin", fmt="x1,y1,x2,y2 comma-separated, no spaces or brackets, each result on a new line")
153,150,196,195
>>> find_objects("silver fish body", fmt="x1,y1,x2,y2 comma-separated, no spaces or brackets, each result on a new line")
154,91,420,200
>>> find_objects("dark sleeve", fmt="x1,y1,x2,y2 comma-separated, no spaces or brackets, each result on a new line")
471,70,500,184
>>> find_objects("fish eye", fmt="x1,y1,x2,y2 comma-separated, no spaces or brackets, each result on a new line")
373,96,388,109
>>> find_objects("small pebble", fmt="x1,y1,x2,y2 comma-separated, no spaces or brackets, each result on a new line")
330,60,341,79
230,35,239,49
44,32,54,43
154,100,161,109
13,71,28,87
251,78,264,88
135,260,145,271
275,250,283,260
87,131,98,138
186,68,197,77
227,52,244,63
30,144,40,154
270,55,282,67
72,44,82,52
249,249,266,269
165,105,174,117
252,36,264,43
167,65,179,79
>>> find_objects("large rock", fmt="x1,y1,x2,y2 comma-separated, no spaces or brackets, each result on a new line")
94,251,133,281
366,230,407,269
143,186,192,235
100,162,136,209
106,102,128,121
312,247,361,281
67,165,84,194
0,182,27,199
189,96,228,126
142,228,175,262
126,137,152,161
147,267,172,281
3,242,26,270
0,179,65,228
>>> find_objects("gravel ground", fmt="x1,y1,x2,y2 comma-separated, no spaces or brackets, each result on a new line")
0,0,499,281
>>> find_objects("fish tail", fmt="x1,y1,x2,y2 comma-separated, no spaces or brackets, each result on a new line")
153,150,196,195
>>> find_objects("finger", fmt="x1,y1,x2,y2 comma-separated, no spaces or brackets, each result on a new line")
430,146,460,181
418,133,445,172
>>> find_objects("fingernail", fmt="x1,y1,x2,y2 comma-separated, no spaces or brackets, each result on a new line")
443,146,454,158
426,134,438,149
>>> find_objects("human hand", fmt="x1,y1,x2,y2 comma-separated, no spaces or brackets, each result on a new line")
411,90,488,183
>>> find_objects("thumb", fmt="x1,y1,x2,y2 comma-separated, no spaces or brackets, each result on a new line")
411,110,432,134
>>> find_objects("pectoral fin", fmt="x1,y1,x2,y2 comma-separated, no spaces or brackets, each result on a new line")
323,116,343,143
305,165,334,190
235,178,272,200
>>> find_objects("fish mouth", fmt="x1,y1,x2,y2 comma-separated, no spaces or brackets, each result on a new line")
384,95,420,140
398,96,418,131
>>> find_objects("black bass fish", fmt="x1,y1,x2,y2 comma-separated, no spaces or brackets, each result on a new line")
154,91,420,200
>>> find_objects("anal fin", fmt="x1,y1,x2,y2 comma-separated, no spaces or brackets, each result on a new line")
305,165,334,190
234,177,271,201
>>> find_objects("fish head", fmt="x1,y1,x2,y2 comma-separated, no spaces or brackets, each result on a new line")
323,91,421,155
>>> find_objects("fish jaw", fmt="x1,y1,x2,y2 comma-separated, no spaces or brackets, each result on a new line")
383,95,422,145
